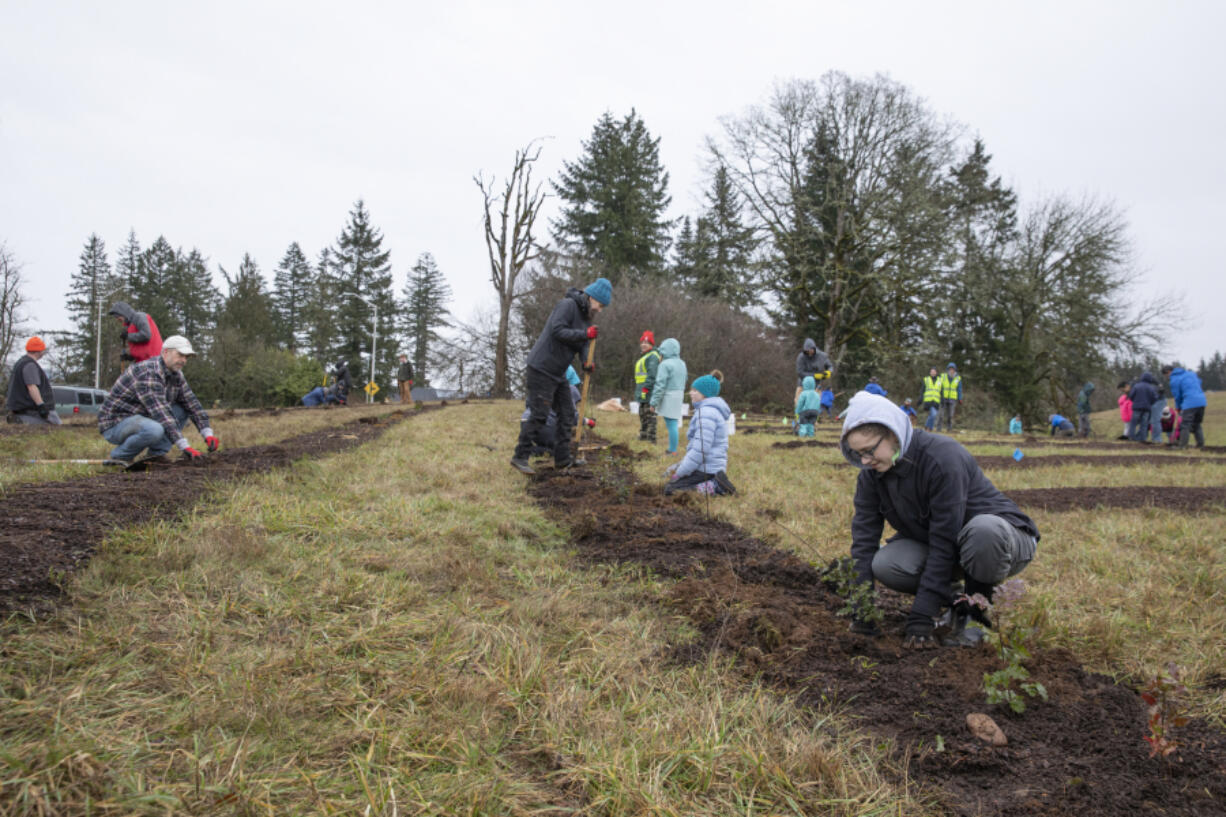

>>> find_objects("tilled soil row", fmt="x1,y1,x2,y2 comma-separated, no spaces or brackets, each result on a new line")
528,453,1226,817
0,407,434,614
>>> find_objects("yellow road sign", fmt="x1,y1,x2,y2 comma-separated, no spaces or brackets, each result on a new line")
364,381,380,396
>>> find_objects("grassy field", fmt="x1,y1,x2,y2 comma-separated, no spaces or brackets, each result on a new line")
0,396,1222,814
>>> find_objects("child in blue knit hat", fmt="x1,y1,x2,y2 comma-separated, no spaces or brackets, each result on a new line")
664,372,736,496
794,375,821,437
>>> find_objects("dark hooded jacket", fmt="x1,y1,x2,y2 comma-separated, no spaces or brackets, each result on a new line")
1129,372,1161,412
332,361,352,398
795,338,832,379
108,302,163,362
842,392,1039,621
1076,382,1095,414
525,288,594,382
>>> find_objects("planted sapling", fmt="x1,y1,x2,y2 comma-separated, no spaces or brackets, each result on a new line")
1141,663,1189,760
821,557,884,629
966,578,1048,714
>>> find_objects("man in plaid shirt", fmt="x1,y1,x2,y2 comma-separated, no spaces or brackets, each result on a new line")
98,335,220,465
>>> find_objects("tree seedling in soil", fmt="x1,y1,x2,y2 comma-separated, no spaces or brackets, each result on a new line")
966,578,1048,714
1141,663,1189,760
820,557,884,628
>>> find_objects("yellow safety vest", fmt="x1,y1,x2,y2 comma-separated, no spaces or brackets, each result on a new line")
634,349,661,385
940,373,961,400
922,376,941,404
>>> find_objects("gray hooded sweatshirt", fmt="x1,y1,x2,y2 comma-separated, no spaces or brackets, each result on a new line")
840,391,1038,619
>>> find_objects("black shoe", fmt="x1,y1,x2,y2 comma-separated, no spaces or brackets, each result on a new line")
509,457,535,475
102,458,131,467
555,457,586,470
713,471,737,495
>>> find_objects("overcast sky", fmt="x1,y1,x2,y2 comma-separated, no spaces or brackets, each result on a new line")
3,0,1223,369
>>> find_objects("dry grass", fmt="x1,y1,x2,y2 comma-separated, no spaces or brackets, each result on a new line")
0,403,925,816
0,402,393,491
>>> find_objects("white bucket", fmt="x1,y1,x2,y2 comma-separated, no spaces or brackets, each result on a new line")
629,401,640,415
727,413,736,435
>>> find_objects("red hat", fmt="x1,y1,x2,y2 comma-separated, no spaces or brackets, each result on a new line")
639,330,655,345
25,336,46,352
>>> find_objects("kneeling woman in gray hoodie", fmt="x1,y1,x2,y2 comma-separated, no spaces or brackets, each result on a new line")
840,391,1039,648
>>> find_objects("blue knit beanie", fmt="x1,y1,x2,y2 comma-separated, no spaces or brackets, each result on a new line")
584,277,612,306
691,374,721,398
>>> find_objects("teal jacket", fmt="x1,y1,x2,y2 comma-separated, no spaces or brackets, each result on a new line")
649,338,688,420
795,376,822,414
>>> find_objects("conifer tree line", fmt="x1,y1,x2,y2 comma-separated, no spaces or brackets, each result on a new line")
58,201,452,406
475,72,1184,423
40,70,1199,420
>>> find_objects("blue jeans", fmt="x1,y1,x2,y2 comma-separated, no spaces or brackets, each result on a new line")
101,405,189,461
1129,408,1151,442
925,405,939,430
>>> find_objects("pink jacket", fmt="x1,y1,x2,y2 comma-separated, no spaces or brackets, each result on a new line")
1118,393,1133,422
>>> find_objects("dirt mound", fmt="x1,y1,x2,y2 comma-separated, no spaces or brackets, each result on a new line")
528,454,1226,816
1007,486,1226,513
0,408,426,614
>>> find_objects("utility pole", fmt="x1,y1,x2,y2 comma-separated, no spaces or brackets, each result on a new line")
93,291,103,389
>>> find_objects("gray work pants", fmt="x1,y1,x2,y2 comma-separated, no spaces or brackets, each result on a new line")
871,514,1036,593
940,399,957,431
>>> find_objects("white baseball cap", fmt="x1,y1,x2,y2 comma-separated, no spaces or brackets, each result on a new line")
162,335,196,356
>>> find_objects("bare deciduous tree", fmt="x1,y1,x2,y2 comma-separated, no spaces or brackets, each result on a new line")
476,140,546,397
0,243,28,372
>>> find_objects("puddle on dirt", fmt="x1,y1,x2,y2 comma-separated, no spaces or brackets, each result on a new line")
527,451,1226,817
0,407,438,614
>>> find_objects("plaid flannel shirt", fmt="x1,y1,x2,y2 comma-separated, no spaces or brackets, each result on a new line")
98,357,210,447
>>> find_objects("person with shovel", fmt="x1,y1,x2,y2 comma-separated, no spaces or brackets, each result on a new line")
510,277,611,474
839,391,1038,649
97,335,219,465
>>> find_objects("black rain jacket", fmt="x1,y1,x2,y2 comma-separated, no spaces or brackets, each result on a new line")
851,430,1039,619
525,288,593,382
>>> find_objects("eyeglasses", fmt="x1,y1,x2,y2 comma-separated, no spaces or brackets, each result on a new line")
851,434,887,462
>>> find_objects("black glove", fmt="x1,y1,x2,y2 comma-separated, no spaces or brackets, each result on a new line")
119,330,131,342
903,612,937,649
583,362,595,374
849,618,881,637
36,403,50,418
120,351,136,362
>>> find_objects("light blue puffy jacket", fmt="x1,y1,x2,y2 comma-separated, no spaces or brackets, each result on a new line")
675,395,730,478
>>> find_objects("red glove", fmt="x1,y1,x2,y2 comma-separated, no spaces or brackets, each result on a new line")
584,417,596,428
583,362,595,373
205,435,220,453
408,380,413,388
183,447,203,459
586,325,598,339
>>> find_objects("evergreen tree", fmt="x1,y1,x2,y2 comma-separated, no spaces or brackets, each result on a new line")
272,241,314,351
672,216,701,285
401,252,452,386
64,234,119,385
304,247,338,365
134,235,177,331
169,247,220,342
331,200,396,394
690,165,758,304
114,230,141,301
217,253,276,346
551,109,673,284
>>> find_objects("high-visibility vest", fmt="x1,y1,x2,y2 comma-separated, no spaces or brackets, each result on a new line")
940,373,961,400
922,376,941,404
634,349,661,386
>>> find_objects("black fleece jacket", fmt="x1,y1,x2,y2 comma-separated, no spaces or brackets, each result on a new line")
525,288,593,382
850,430,1039,619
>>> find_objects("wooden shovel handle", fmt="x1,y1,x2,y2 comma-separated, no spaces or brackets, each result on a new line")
574,338,596,443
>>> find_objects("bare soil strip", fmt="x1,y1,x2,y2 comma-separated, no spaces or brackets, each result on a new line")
1004,486,1226,513
528,452,1226,817
0,408,427,614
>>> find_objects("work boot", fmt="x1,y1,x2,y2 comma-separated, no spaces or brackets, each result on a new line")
509,457,535,475
102,458,131,467
713,471,737,495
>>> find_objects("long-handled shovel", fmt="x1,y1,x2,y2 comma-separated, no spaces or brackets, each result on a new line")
25,457,155,472
573,337,596,444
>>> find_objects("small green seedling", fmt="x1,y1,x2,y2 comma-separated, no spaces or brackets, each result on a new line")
821,557,884,627
967,579,1047,714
